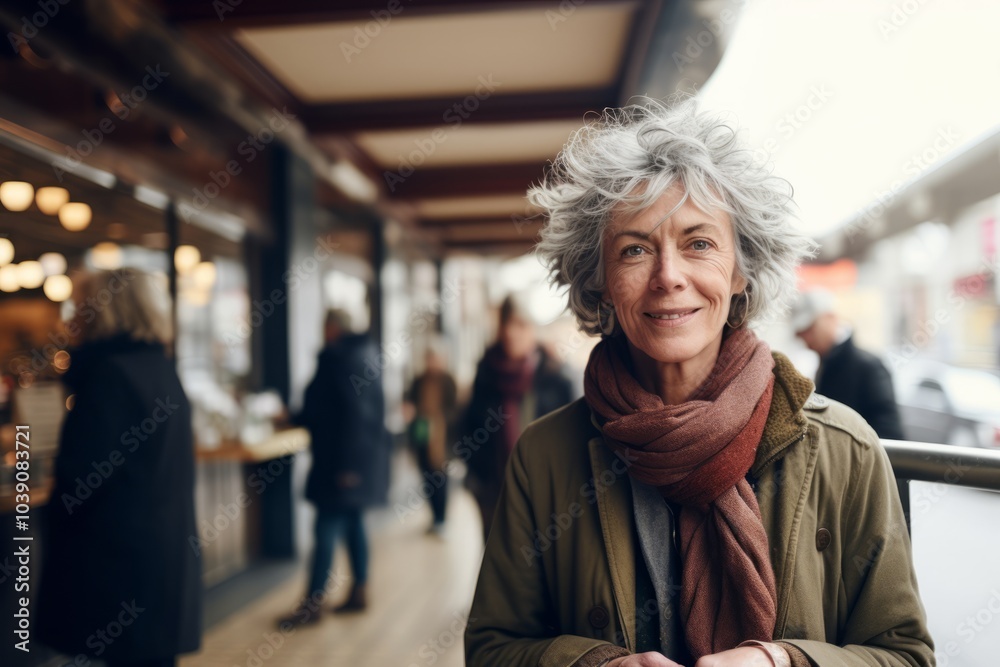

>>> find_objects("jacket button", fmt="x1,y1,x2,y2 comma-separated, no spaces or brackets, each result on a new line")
588,605,610,629
816,528,832,551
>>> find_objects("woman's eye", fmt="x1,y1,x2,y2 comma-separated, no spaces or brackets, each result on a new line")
623,245,645,257
691,240,711,251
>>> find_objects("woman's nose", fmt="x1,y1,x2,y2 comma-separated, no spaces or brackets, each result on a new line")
649,250,688,292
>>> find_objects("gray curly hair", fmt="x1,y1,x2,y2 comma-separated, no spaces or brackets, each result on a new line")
530,98,816,337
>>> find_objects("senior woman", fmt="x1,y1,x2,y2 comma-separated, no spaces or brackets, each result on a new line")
465,101,934,667
37,269,201,666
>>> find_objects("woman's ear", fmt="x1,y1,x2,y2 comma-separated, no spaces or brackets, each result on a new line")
731,272,748,295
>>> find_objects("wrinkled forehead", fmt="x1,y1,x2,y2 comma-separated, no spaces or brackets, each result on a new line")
606,180,732,237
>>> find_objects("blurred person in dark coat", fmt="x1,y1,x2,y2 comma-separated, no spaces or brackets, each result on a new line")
791,288,904,439
464,294,574,540
405,340,458,535
285,309,390,622
37,269,201,667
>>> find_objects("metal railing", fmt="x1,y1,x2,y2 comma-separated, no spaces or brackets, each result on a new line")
880,440,1000,531
881,440,1000,492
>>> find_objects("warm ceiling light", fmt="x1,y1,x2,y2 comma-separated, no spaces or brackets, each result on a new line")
53,350,71,371
39,252,67,276
0,265,19,292
174,245,200,275
52,350,72,371
91,242,123,270
43,274,73,302
192,261,217,291
16,260,44,289
59,202,92,231
0,238,13,266
35,187,69,215
0,182,35,211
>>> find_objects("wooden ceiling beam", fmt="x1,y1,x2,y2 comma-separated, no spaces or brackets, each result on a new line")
303,88,614,133
385,162,545,200
156,0,573,28
420,215,534,226
442,239,538,256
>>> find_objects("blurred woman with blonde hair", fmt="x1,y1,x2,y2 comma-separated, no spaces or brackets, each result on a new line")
38,268,201,667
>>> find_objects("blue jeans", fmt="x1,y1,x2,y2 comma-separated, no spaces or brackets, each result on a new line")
306,508,368,601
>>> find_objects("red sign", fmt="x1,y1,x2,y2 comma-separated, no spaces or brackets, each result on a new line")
953,273,992,298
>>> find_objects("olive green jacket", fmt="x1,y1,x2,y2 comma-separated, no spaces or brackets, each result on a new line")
466,353,935,666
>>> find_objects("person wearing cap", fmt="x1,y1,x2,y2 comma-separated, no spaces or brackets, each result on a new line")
791,289,904,440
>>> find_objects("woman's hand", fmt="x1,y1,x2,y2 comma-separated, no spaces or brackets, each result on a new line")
692,646,778,666
606,653,686,667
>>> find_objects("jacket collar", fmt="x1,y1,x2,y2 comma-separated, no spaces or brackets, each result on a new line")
751,351,814,477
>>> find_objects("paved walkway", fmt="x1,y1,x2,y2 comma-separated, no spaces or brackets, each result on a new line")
181,464,483,667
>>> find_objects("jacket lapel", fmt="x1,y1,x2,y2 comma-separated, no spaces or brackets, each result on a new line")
588,436,637,652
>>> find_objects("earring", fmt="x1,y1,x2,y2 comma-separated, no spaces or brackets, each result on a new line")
727,289,749,329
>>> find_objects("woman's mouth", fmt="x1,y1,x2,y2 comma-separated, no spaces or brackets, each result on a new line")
644,309,699,326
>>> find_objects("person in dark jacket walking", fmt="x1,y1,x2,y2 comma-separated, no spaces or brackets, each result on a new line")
791,288,905,439
37,268,201,667
464,294,574,540
286,309,390,621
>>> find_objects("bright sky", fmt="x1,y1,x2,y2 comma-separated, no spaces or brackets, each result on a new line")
697,0,1000,237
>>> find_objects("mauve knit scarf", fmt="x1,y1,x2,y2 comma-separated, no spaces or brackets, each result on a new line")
584,327,778,659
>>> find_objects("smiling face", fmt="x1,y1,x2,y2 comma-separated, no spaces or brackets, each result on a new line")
602,183,747,375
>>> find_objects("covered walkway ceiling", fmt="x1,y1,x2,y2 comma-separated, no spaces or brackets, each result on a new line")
0,0,734,256
159,0,722,253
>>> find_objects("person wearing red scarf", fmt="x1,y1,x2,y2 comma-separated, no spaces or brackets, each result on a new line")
466,100,934,667
464,294,574,540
